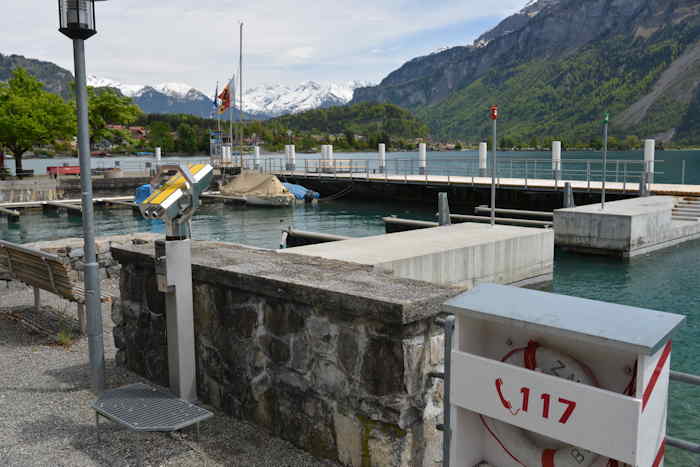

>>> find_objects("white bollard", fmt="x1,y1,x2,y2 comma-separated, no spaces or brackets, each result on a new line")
288,145,296,171
419,143,427,175
155,147,162,163
254,146,260,170
479,142,487,177
378,143,386,173
644,139,655,184
552,141,562,180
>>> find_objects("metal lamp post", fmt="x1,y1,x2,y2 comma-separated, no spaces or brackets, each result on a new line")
601,112,609,210
489,105,498,227
58,0,107,393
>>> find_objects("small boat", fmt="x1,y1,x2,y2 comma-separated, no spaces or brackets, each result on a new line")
220,171,294,207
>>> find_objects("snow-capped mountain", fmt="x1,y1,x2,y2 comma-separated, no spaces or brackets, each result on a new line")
87,75,143,97
87,75,370,119
243,80,371,117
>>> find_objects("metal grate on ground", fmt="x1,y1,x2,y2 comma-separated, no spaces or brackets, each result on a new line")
92,383,213,432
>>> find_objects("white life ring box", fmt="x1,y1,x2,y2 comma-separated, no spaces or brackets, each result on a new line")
443,284,685,467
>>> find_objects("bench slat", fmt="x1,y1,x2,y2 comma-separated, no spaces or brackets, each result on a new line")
0,260,75,288
0,240,112,304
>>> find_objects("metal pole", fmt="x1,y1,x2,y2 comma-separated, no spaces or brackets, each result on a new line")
239,22,244,168
73,38,104,393
491,119,497,227
602,114,609,210
682,160,686,185
441,315,455,466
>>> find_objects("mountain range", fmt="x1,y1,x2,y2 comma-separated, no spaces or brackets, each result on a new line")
352,0,700,145
86,75,367,119
0,53,366,120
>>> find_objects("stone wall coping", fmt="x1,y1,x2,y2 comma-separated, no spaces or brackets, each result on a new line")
26,233,161,254
112,241,459,324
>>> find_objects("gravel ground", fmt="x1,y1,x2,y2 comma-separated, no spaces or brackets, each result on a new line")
0,278,338,467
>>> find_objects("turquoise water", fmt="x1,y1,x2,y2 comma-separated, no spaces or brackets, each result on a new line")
1,200,698,464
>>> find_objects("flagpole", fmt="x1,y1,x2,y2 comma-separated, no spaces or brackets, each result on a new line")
229,74,234,165
239,21,244,168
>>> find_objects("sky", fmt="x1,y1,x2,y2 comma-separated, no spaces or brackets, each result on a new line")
2,1,526,95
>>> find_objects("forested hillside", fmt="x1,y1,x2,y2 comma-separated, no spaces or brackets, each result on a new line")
354,0,700,145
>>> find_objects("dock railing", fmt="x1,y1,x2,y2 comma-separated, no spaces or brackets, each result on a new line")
253,155,664,189
667,371,700,461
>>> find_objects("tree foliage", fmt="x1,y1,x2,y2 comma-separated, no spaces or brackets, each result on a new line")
88,87,142,144
0,68,75,170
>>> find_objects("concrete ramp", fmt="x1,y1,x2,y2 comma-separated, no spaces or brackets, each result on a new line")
281,222,553,289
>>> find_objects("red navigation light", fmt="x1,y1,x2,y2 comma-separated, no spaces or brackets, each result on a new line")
489,105,499,121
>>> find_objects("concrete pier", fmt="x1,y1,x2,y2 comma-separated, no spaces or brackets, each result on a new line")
554,196,700,257
282,222,554,288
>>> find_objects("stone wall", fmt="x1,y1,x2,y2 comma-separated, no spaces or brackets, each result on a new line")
112,241,460,466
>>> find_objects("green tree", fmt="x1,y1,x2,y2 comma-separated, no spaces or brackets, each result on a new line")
623,135,640,150
0,68,75,172
88,87,142,146
176,123,198,153
147,121,175,152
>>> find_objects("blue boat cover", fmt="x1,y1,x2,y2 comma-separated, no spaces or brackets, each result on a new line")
283,183,320,200
134,184,153,204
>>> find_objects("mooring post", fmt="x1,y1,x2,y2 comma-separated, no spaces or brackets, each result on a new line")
479,142,487,177
438,193,451,226
419,143,427,175
254,146,260,170
378,143,386,174
564,182,575,208
644,139,655,185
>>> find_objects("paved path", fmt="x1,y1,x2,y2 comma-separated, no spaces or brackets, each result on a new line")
0,280,336,467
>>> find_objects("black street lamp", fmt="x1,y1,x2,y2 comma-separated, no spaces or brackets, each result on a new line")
58,0,99,40
58,0,107,393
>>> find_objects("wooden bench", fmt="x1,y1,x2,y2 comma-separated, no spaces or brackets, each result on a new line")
0,240,112,334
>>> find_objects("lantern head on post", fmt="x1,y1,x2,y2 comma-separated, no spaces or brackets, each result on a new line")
58,0,106,40
489,105,499,121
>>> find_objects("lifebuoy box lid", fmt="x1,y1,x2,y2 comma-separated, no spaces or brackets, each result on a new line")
444,284,684,355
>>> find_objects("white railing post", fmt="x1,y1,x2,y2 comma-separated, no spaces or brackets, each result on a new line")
379,143,386,173
644,139,655,185
479,142,487,177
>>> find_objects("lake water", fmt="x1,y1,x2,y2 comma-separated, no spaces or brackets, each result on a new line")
1,179,699,464
7,148,700,185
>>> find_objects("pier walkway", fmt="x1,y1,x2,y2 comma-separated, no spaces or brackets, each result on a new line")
274,171,700,197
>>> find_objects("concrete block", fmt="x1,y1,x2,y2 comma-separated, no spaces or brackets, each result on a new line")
282,222,554,288
554,196,700,257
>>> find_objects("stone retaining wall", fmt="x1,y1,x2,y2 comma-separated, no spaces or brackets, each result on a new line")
112,241,460,466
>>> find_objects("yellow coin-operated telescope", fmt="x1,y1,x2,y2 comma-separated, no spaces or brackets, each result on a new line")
138,163,213,402
140,164,214,239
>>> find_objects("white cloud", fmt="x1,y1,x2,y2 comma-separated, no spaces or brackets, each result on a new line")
1,0,526,94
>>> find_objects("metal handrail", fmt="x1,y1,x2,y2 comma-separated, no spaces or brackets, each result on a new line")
666,371,700,457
